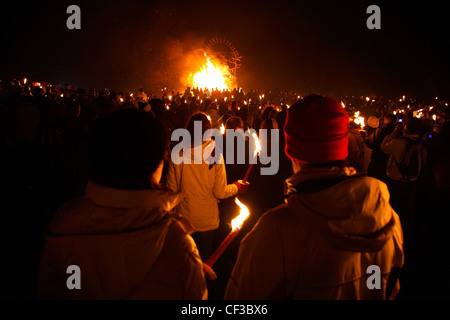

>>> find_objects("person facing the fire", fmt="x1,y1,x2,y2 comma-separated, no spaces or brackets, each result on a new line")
38,109,207,299
166,112,249,261
225,94,404,300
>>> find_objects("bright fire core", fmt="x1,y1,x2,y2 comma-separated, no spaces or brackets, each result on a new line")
190,54,235,91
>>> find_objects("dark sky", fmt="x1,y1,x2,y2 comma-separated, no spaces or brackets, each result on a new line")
1,0,449,99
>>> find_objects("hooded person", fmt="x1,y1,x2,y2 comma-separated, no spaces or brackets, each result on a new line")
380,116,427,245
166,112,248,261
224,94,404,300
38,108,208,300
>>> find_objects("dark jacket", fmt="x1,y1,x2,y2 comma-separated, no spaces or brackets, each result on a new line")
38,182,207,300
364,123,396,180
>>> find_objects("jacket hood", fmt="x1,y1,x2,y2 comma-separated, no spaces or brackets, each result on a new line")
285,166,396,252
42,183,185,299
181,139,216,164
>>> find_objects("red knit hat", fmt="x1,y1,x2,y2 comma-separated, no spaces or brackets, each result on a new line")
284,94,349,164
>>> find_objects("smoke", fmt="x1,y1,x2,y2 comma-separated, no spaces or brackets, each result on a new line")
149,35,210,94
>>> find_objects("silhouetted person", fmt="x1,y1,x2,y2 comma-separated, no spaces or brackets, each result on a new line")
397,120,450,299
225,94,404,300
38,109,207,299
362,113,397,182
381,117,427,245
166,112,248,261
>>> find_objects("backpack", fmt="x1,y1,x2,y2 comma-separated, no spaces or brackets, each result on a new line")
395,137,426,182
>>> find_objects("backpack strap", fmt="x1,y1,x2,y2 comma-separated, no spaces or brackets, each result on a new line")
401,136,419,152
391,136,422,181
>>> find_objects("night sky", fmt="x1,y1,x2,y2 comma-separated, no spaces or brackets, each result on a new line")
1,0,449,99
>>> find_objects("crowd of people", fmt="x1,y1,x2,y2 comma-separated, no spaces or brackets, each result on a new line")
1,77,449,300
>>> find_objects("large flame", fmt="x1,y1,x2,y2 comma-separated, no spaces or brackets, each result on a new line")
232,198,250,230
191,53,234,91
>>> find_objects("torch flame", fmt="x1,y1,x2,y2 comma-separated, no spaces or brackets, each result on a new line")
220,123,225,134
232,198,250,230
354,111,365,129
359,117,365,129
252,132,261,157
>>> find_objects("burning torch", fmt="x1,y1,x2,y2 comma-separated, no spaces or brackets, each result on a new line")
241,132,261,183
354,111,365,133
205,198,250,267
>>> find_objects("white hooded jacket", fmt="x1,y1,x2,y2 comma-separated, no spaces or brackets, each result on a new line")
225,166,404,300
166,140,238,232
38,181,207,300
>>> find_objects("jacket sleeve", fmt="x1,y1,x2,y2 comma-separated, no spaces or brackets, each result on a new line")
363,129,379,150
180,245,209,300
224,211,285,300
37,246,66,299
380,134,397,155
212,158,238,199
166,160,179,193
387,211,405,299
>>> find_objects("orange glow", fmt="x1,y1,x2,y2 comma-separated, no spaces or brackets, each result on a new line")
354,111,365,129
191,53,235,91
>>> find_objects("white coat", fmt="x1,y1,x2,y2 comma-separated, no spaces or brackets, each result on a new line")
225,166,404,299
38,181,207,300
166,140,238,232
